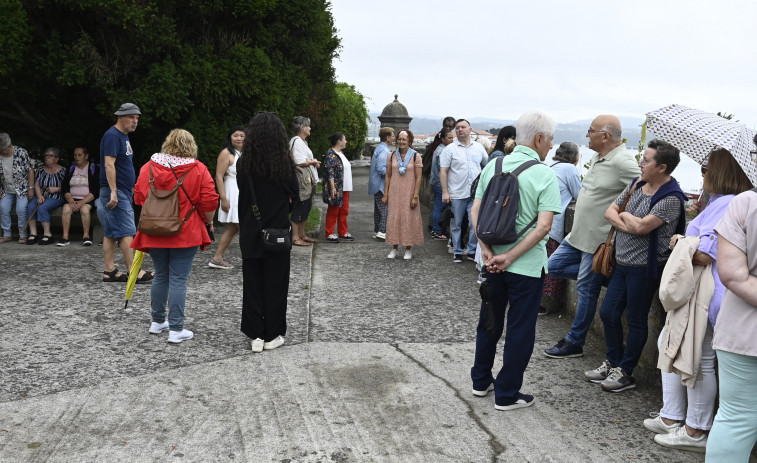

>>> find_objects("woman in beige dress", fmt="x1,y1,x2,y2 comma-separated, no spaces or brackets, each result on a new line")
382,130,424,260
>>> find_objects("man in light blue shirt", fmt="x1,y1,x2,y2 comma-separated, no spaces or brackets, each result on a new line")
470,111,561,411
369,127,394,239
440,119,488,262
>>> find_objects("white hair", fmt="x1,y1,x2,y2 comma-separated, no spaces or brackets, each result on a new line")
475,136,491,150
515,111,556,146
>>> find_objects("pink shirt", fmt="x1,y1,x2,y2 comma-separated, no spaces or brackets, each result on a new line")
713,190,757,356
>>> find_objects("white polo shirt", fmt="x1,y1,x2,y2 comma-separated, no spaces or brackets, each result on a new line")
439,140,488,199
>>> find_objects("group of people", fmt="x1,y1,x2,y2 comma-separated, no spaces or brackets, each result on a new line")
458,110,756,460
4,102,757,460
0,135,100,246
92,104,301,349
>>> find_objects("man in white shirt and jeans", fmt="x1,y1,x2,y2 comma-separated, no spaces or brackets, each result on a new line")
440,119,488,263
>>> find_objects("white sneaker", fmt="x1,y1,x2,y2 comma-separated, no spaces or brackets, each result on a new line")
251,338,264,353
643,413,683,434
387,249,397,259
263,336,285,350
167,329,193,343
653,425,707,453
375,231,386,240
403,249,412,260
149,321,169,334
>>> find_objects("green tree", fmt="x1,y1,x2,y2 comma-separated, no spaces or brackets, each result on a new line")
0,0,341,168
330,83,368,159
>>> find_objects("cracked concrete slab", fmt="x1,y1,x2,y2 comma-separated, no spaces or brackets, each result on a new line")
0,164,717,462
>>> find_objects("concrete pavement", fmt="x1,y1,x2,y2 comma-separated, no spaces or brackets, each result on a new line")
0,164,708,462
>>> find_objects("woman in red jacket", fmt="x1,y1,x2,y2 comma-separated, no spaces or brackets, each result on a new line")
132,129,219,344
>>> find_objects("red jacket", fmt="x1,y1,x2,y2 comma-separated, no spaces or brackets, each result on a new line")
131,155,219,252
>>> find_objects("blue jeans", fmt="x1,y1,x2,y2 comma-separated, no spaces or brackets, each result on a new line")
599,263,661,375
547,240,605,347
0,192,29,238
26,196,65,223
471,270,544,406
431,183,444,234
706,350,757,461
149,246,198,331
450,197,475,255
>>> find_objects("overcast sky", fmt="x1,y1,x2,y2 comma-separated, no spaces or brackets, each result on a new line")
329,0,757,128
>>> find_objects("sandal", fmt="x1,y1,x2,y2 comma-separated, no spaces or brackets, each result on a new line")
135,271,155,284
301,236,316,243
103,267,128,282
26,235,38,245
293,239,311,247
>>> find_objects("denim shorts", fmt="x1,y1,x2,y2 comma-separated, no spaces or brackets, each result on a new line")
97,187,137,238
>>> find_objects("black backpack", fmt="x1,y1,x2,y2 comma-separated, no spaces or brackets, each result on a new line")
475,157,540,245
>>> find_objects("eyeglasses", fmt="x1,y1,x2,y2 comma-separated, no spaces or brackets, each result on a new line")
44,154,58,158
587,128,608,136
701,165,708,175
639,158,653,166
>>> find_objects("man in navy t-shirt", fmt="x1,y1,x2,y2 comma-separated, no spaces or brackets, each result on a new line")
97,103,153,283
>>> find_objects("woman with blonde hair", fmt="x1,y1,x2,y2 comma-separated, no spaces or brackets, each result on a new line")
131,129,219,343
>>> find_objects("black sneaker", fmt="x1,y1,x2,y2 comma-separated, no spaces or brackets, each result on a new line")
600,367,636,392
433,233,448,241
495,393,535,411
56,239,70,247
466,253,476,262
453,254,463,263
544,338,584,359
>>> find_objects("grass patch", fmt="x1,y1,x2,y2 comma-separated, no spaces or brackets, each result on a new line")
305,206,321,232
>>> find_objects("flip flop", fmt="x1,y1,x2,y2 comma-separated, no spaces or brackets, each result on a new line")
293,240,311,247
301,236,317,243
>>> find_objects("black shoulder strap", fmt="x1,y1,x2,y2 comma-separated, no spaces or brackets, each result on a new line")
512,160,540,176
494,156,504,175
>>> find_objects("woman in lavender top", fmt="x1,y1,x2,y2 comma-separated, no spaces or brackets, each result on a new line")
644,148,753,453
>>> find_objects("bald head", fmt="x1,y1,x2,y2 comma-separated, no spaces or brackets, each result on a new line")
593,115,622,142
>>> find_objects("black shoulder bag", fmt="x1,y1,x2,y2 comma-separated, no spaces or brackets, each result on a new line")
245,175,292,253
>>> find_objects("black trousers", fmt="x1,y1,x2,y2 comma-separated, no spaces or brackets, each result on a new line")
241,253,290,342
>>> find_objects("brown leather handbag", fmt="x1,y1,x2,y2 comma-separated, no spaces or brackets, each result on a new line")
137,164,193,236
592,181,638,278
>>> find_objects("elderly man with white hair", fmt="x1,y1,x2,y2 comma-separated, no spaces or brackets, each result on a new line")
469,111,562,411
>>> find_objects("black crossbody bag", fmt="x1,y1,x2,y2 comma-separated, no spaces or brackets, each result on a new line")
245,175,292,252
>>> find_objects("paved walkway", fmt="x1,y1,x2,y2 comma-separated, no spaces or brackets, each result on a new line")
0,165,708,462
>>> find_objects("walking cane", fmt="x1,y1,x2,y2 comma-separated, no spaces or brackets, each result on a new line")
20,202,42,236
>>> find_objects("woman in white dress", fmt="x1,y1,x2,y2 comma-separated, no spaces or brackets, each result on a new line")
209,126,245,269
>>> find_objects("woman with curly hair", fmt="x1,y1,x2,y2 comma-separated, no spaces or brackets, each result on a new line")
237,112,298,353
382,129,424,259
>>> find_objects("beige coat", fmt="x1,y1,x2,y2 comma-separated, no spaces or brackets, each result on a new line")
657,236,715,387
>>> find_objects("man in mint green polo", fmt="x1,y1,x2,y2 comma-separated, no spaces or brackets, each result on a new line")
470,111,562,411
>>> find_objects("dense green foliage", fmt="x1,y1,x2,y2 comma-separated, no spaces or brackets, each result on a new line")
331,83,368,159
0,0,364,171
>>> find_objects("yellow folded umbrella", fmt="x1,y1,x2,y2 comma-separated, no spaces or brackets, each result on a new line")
124,250,145,309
